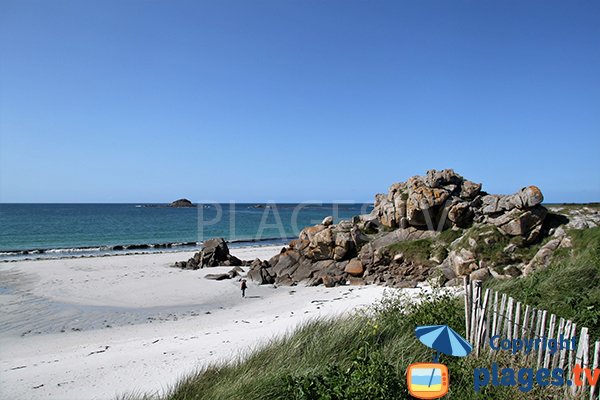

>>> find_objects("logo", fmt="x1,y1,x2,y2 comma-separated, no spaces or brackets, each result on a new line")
473,334,599,392
407,325,472,399
407,362,449,399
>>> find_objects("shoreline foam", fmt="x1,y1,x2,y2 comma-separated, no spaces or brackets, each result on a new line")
0,236,293,263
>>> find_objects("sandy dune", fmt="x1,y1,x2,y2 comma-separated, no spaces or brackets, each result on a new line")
0,246,413,400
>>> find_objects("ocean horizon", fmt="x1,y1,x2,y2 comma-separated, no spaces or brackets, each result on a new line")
0,203,372,261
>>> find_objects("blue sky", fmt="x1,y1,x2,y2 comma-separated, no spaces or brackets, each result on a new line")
1,0,598,203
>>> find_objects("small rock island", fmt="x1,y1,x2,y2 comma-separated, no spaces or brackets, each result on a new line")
169,198,196,208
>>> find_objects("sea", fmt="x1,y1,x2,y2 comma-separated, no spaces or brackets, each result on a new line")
0,203,372,262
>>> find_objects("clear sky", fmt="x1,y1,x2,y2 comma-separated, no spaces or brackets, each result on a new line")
1,0,599,203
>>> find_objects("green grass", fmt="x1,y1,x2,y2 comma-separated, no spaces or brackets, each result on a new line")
488,227,600,339
386,228,465,266
453,225,512,264
156,291,428,400
448,224,559,272
387,238,435,266
438,227,464,244
125,227,600,400
132,288,565,400
144,293,430,400
384,223,550,270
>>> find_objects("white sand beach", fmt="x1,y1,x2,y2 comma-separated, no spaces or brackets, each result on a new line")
0,246,414,400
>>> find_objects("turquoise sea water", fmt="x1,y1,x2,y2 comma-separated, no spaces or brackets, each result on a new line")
0,203,371,261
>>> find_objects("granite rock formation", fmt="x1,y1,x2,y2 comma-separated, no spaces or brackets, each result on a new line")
173,238,243,269
173,169,596,289
247,169,553,287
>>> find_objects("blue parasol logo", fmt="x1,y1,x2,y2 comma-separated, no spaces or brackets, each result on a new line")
415,324,473,361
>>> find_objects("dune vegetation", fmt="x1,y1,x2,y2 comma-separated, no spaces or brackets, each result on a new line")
126,227,599,400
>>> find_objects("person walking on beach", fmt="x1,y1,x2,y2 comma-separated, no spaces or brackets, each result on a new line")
240,279,247,298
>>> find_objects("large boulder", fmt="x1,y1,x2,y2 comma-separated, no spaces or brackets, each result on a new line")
406,176,452,227
173,238,242,269
300,222,359,262
270,249,301,277
470,268,492,282
299,224,327,242
486,205,547,242
371,169,475,230
333,231,353,260
307,227,335,260
321,274,345,287
447,201,473,228
460,180,482,199
481,186,544,215
518,186,544,208
372,182,408,229
425,169,464,189
344,259,364,276
522,236,564,276
370,170,547,242
204,273,230,280
203,238,230,260
247,259,275,284
293,259,331,281
447,248,477,276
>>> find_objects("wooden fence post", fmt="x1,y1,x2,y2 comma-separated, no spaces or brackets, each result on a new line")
513,301,521,342
521,304,531,340
572,327,589,396
543,314,557,369
461,286,598,400
505,297,514,341
590,341,599,400
537,310,547,369
475,288,490,357
484,289,492,348
553,317,565,370
491,291,499,340
470,280,482,345
559,320,572,370
497,293,507,338
569,323,578,379
464,276,471,340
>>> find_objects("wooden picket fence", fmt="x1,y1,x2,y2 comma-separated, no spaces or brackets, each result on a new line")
463,276,600,399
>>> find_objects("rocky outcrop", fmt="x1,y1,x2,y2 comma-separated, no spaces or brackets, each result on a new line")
246,259,275,284
480,186,546,242
243,169,555,288
205,266,245,280
243,219,369,287
169,198,196,207
547,205,600,230
171,171,598,290
371,169,547,243
173,238,243,269
174,170,598,289
522,227,572,276
373,170,482,230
